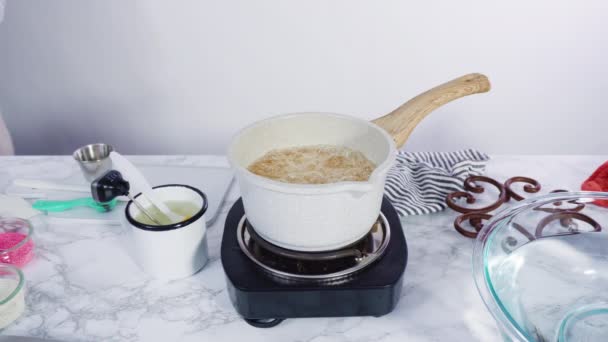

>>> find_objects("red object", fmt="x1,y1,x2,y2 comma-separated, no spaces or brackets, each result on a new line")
581,161,608,207
0,232,34,267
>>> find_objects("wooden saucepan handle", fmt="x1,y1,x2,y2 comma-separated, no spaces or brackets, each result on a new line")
372,73,491,148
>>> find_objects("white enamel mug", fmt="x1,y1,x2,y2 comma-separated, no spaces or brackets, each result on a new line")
124,184,209,279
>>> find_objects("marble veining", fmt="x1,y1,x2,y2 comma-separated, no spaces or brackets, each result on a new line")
0,155,605,341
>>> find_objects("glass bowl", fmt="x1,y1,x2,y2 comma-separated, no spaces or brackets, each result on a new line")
0,218,34,267
473,191,608,342
0,263,25,329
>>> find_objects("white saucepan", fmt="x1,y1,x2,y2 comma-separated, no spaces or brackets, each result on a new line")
228,73,490,251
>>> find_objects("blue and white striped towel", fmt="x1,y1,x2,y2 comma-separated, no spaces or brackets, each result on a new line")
384,149,489,216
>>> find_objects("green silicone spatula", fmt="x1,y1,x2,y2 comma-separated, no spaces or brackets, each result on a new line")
32,198,118,213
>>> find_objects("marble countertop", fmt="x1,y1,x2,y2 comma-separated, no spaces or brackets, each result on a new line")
0,155,605,342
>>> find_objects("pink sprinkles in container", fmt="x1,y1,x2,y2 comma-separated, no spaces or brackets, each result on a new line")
0,218,34,267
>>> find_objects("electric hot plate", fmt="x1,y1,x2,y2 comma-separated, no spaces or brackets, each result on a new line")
221,197,408,328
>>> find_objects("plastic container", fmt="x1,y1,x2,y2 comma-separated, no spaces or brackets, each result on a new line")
0,264,25,329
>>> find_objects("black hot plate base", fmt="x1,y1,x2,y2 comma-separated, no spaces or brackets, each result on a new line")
220,197,408,328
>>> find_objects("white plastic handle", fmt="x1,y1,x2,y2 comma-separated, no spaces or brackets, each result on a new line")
110,152,183,222
13,179,89,193
45,217,122,226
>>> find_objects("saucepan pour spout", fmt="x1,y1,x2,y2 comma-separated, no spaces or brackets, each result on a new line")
372,73,491,148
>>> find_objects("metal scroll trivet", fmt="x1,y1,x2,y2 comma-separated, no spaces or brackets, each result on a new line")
445,176,602,244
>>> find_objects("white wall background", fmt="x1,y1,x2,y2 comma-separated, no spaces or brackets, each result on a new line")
0,0,607,155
